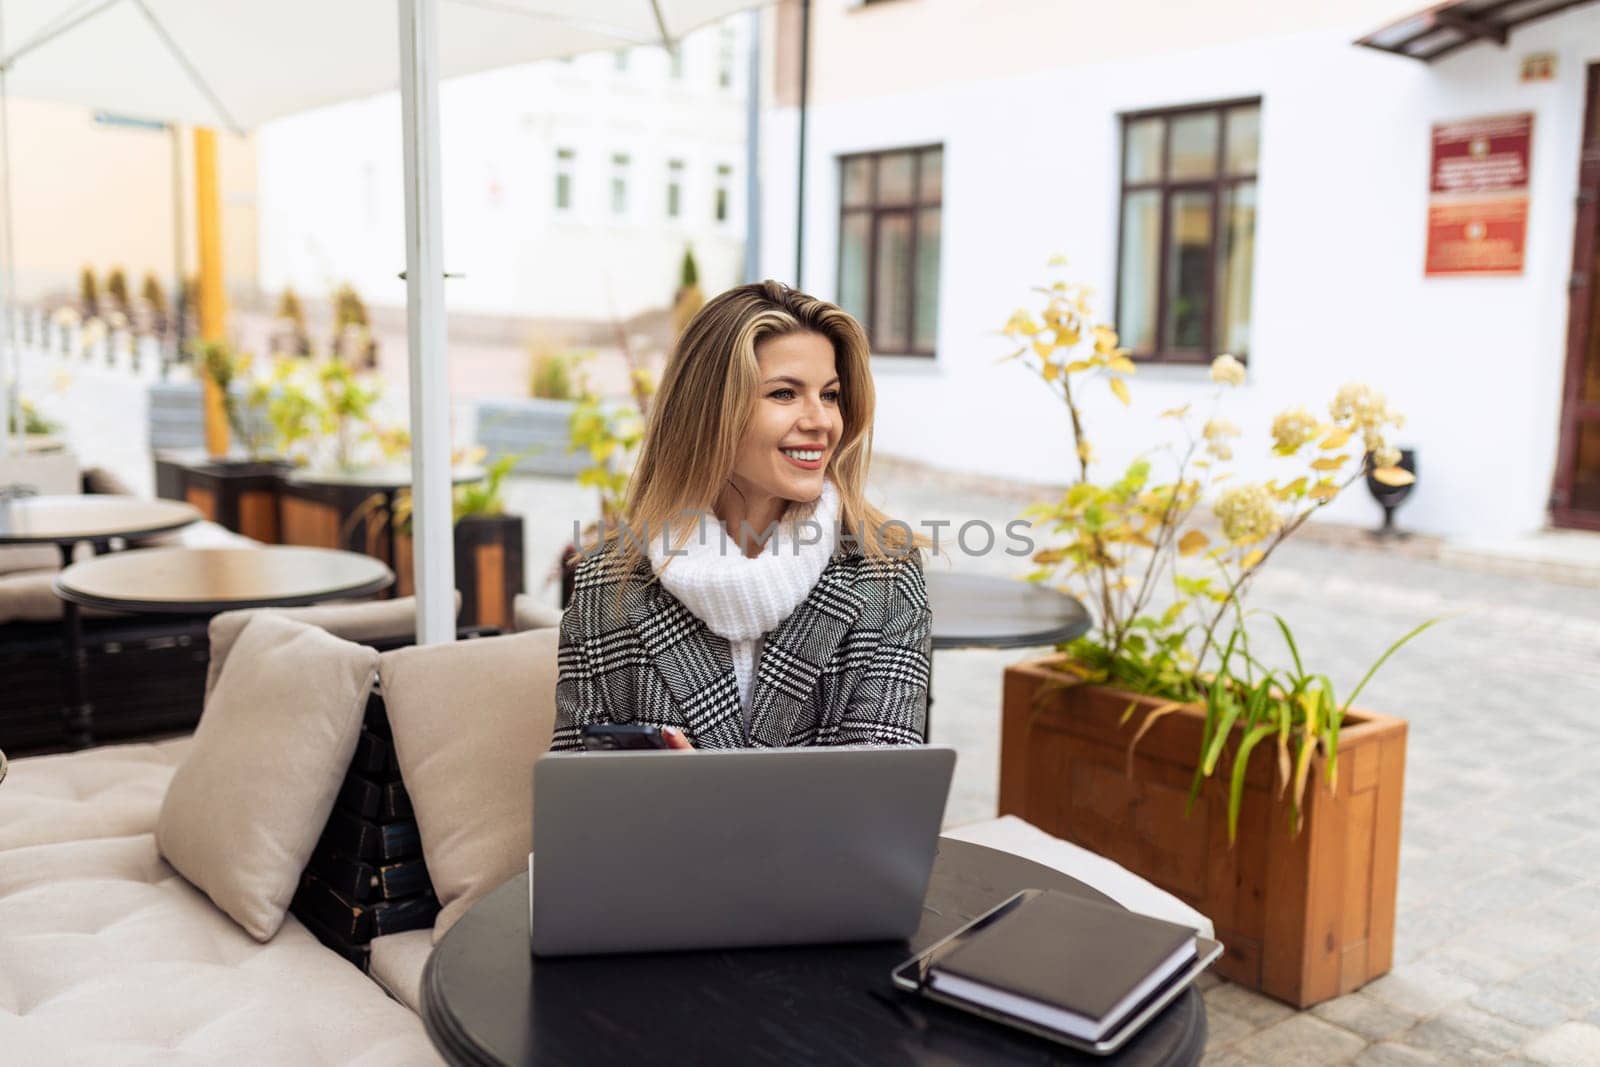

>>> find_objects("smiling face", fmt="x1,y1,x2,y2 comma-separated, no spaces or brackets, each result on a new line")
725,330,843,521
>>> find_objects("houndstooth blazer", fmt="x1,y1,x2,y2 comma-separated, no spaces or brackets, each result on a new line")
552,542,932,751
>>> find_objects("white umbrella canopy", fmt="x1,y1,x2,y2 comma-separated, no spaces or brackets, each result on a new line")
0,0,753,130
0,0,769,642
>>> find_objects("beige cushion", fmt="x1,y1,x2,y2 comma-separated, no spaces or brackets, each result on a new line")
0,566,127,623
0,737,193,852
378,627,559,940
0,833,441,1065
512,593,563,632
158,614,378,941
941,816,1215,940
204,594,457,699
368,928,434,1012
0,451,83,573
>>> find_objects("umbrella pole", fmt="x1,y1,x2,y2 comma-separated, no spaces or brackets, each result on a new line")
398,0,455,646
0,4,16,458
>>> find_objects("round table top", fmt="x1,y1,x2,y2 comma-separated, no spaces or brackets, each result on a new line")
422,839,1205,1067
0,494,201,545
926,571,1092,651
54,545,394,614
285,465,486,491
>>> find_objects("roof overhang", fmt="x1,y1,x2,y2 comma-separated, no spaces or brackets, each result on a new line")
1356,0,1596,62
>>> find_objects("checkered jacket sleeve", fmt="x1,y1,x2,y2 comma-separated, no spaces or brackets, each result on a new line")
831,551,932,746
551,592,605,753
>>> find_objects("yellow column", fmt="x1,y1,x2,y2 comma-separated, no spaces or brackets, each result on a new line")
194,127,229,457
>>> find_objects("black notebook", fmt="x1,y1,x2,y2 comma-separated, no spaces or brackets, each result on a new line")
925,889,1198,1043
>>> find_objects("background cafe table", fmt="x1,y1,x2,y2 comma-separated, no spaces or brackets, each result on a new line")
924,570,1092,738
422,838,1207,1066
0,494,202,567
284,465,485,584
53,546,394,747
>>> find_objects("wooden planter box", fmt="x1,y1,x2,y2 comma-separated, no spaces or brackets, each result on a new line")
154,450,289,544
1000,655,1407,1008
393,513,524,631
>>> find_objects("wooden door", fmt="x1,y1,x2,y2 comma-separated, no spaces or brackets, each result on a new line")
1554,64,1600,529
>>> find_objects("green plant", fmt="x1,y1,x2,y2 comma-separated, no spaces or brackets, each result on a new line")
1003,260,1431,840
569,357,653,523
278,287,306,331
79,266,98,314
6,397,60,435
106,267,130,313
140,272,168,321
317,357,381,470
193,340,274,458
672,246,704,338
527,342,583,401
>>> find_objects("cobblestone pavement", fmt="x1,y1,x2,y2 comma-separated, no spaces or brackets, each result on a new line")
21,350,1600,1065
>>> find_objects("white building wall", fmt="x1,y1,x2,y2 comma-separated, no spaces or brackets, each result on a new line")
761,5,1600,542
258,21,750,323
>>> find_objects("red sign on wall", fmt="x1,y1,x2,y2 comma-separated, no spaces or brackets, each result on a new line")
1426,112,1533,276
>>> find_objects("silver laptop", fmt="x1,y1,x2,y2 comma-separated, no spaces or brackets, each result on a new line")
530,745,957,957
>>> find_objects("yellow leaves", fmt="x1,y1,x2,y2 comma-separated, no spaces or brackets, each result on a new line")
1093,325,1120,353
1003,309,1040,336
1041,362,1061,382
1319,428,1352,450
1160,404,1192,420
1076,438,1094,464
1047,253,1070,267
1307,481,1339,502
1309,455,1347,472
1276,476,1308,499
1064,359,1093,374
1178,529,1210,556
1240,548,1265,571
1032,338,1054,360
1109,377,1131,406
1371,465,1416,487
1109,356,1138,374
1056,327,1082,348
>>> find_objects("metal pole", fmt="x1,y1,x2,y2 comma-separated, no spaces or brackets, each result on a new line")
398,0,455,646
743,8,761,283
0,3,16,457
793,0,809,288
170,122,186,373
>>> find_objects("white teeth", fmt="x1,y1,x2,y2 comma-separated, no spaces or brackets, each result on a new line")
782,448,822,462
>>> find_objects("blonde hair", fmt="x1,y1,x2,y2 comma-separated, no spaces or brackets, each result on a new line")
593,280,931,597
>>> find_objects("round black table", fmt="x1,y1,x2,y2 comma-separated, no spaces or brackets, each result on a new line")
285,465,484,592
926,572,1091,652
0,494,202,567
52,546,394,747
923,571,1091,740
422,839,1205,1066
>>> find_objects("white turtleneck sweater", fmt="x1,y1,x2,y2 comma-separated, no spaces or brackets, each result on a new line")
648,476,841,727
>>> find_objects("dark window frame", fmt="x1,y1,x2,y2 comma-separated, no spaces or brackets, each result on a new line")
836,143,942,358
1114,96,1260,365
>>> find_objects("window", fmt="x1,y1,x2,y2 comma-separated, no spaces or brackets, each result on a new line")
554,148,575,212
613,49,630,72
714,163,733,223
669,45,685,80
1115,98,1259,363
610,153,630,216
836,145,942,356
667,159,684,219
717,24,737,89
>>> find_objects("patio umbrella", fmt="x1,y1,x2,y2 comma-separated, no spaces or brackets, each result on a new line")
0,0,771,642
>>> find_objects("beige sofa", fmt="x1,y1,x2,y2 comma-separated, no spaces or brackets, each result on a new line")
0,604,1213,1065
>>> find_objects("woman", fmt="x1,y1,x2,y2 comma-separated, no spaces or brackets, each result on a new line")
552,281,934,752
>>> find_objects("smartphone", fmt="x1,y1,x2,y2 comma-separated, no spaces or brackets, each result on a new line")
581,723,670,751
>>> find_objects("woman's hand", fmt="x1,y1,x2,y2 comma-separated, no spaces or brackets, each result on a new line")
662,727,694,750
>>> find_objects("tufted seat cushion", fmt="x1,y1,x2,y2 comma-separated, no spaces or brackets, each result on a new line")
0,834,442,1065
368,929,433,1013
0,738,192,852
942,815,1215,940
